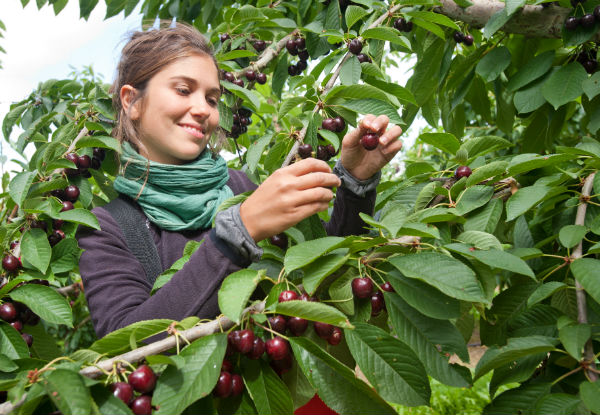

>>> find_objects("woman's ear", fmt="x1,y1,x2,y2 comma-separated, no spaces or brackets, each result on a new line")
120,85,141,120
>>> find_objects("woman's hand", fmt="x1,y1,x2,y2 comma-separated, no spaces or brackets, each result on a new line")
239,158,341,242
340,115,403,180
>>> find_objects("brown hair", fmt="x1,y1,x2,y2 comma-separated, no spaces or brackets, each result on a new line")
111,21,222,156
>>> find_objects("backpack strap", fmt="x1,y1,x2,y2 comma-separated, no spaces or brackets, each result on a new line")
103,194,163,285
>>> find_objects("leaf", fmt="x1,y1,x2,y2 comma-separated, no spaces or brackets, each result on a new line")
445,243,535,278
527,282,567,307
476,47,511,82
154,334,227,415
385,294,472,387
455,185,494,215
456,230,503,250
336,99,403,125
580,381,600,413
218,269,264,324
559,323,590,360
326,84,390,103
290,337,397,414
506,0,526,16
9,284,73,327
474,336,557,380
275,300,352,328
90,319,173,354
489,352,549,398
284,237,346,272
406,10,460,30
90,384,133,415
9,171,36,205
542,63,587,109
571,258,600,306
43,369,93,415
221,80,260,111
241,359,294,415
363,76,417,105
361,27,409,47
0,354,18,372
483,383,551,415
583,71,600,99
218,49,257,61
508,153,575,176
465,161,508,187
559,224,588,248
346,323,430,406
0,323,28,359
483,7,511,38
508,50,555,92
459,135,513,160
21,228,51,273
535,393,581,415
301,252,350,295
505,185,551,221
464,198,503,234
345,5,369,28
389,251,487,303
75,135,120,151
340,55,362,85
418,132,460,154
58,208,100,230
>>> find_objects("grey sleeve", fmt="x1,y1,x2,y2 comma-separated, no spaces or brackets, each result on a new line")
332,159,381,198
213,204,263,263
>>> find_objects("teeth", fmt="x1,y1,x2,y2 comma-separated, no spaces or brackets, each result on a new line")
182,125,202,135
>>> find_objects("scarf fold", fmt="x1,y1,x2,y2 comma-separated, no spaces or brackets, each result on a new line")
113,142,233,231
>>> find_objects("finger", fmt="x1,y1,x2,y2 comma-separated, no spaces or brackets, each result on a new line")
361,115,390,135
294,200,333,219
379,125,403,147
295,172,341,191
281,157,332,176
343,114,377,147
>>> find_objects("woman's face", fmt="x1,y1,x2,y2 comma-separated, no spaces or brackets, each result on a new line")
128,54,221,165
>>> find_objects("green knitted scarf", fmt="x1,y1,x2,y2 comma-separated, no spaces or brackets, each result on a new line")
113,142,233,231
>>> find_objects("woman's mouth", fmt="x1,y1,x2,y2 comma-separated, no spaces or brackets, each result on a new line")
180,124,205,139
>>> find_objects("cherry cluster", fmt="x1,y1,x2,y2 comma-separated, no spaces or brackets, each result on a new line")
352,278,395,316
0,297,41,348
565,6,600,30
229,107,253,139
577,49,599,74
453,32,474,46
111,364,157,415
213,359,244,398
286,36,309,76
393,17,413,33
64,147,105,178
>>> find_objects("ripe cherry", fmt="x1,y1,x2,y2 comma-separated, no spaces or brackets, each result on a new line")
265,337,290,360
111,382,133,405
268,315,287,334
213,371,233,398
321,118,337,132
360,133,379,151
0,303,18,322
220,33,231,43
288,65,298,76
333,116,345,132
130,395,152,415
64,185,80,202
357,53,371,63
269,233,288,250
10,320,23,332
326,144,337,158
48,230,66,247
30,219,47,231
60,201,74,212
221,359,233,373
348,38,363,55
581,13,596,28
93,147,106,161
256,73,267,84
463,34,474,46
453,31,464,43
299,293,318,302
270,353,293,376
295,37,306,50
583,60,598,74
286,39,298,55
454,165,472,179
565,16,580,30
298,143,313,159
328,327,343,345
298,49,309,61
224,72,235,82
371,291,385,316
2,255,21,272
247,337,265,359
78,155,91,169
253,39,266,52
314,321,334,339
245,70,256,81
316,145,330,161
279,290,299,303
21,333,33,347
235,329,255,354
296,60,307,71
394,17,406,31
233,79,244,87
231,374,244,396
128,365,157,394
65,153,79,167
381,281,395,292
352,277,373,299
287,317,308,336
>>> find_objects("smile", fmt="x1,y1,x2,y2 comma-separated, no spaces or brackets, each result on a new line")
179,124,205,139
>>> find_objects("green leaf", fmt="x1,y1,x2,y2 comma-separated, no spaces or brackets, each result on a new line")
474,336,557,380
456,230,503,250
459,135,513,160
278,97,307,119
336,99,403,125
445,243,535,278
58,208,100,229
247,133,273,173
542,63,587,109
221,80,260,111
406,10,460,30
527,282,567,307
0,323,28,359
571,258,600,306
455,185,494,216
345,5,369,28
75,135,120,152
242,359,294,415
535,393,581,415
508,153,575,176
9,284,73,327
580,381,600,413
21,228,52,273
301,252,350,295
275,300,353,328
508,185,556,222
154,333,227,415
559,224,588,248
464,198,503,234
385,294,472,387
476,47,511,82
418,132,460,154
284,237,346,272
90,384,133,415
218,269,264,324
514,77,548,114
290,337,397,414
583,71,600,99
483,7,511,38
0,353,18,372
9,171,36,205
43,369,93,415
484,383,551,415
508,50,555,92
389,252,487,303
346,323,430,406
218,49,257,61
361,27,409,47
340,55,362,85
506,0,526,16
326,84,390,103
559,323,590,360
363,76,417,105
465,161,508,187
90,319,173,354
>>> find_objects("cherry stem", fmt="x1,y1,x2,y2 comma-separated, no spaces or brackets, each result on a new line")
255,321,291,341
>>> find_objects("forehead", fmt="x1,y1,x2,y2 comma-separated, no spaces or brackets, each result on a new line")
154,54,220,87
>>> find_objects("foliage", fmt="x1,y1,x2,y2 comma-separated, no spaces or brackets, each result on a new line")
1,0,600,414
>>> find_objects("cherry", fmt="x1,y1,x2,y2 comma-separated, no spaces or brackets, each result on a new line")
224,72,235,82
595,5,600,20
296,60,307,71
65,153,79,167
322,118,337,132
403,21,413,31
268,315,287,334
213,371,233,398
9,241,19,250
316,145,330,161
78,155,91,169
128,365,157,394
269,233,288,250
270,353,293,376
30,219,47,231
381,281,395,292
288,65,298,76
326,144,337,158
286,39,298,55
333,116,345,132
10,320,23,332
53,219,65,229
130,395,152,415
299,293,318,302
287,317,308,336
360,133,379,151
348,38,363,55
463,34,474,46
295,37,306,50
314,321,334,339
256,73,267,84
48,230,66,247
583,60,598,74
93,147,106,161
2,255,21,272
279,290,299,303
247,337,265,359
581,14,596,28
220,33,231,43
91,157,101,170
235,329,255,354
352,277,373,298
221,359,233,373
111,382,133,405
327,327,343,346
233,79,244,87
253,39,266,52
298,143,313,159
64,185,80,202
454,165,472,179
453,31,464,43
565,16,580,31
0,303,18,322
50,188,66,200
298,49,309,61
21,333,33,347
231,374,244,396
266,337,290,360
357,53,371,63
394,17,406,31
245,70,256,81
60,201,74,212
371,291,385,316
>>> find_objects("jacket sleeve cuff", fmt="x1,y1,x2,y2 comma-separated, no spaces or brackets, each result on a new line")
213,204,263,265
333,160,381,198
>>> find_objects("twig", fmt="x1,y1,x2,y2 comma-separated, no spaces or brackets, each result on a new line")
57,281,83,297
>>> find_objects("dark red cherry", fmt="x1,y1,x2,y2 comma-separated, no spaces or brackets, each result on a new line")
352,277,373,298
270,353,293,376
235,329,255,354
381,281,395,292
322,118,337,132
298,49,309,61
453,31,465,43
9,320,23,332
111,382,133,405
128,365,157,394
2,255,21,273
213,371,233,398
357,53,371,63
286,39,298,55
231,374,244,396
360,133,379,151
64,185,80,202
224,72,235,82
21,333,33,347
245,70,256,81
454,165,472,179
333,116,345,132
326,144,337,157
233,79,244,87
77,155,91,169
316,145,330,161
371,291,385,316
220,33,231,43
314,321,334,339
253,39,267,52
247,337,265,359
296,60,307,71
298,143,313,159
295,37,306,50
268,315,287,334
65,153,79,167
256,73,267,84
348,38,363,55
269,233,288,250
266,337,290,360
565,16,580,30
48,229,66,247
221,359,233,373
287,317,308,336
463,34,474,46
327,327,343,345
0,303,18,322
60,201,74,212
130,395,152,415
93,147,106,161
278,290,299,303
581,13,596,28
288,65,298,76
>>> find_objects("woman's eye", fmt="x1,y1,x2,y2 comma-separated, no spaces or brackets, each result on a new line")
176,87,190,95
207,97,219,106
